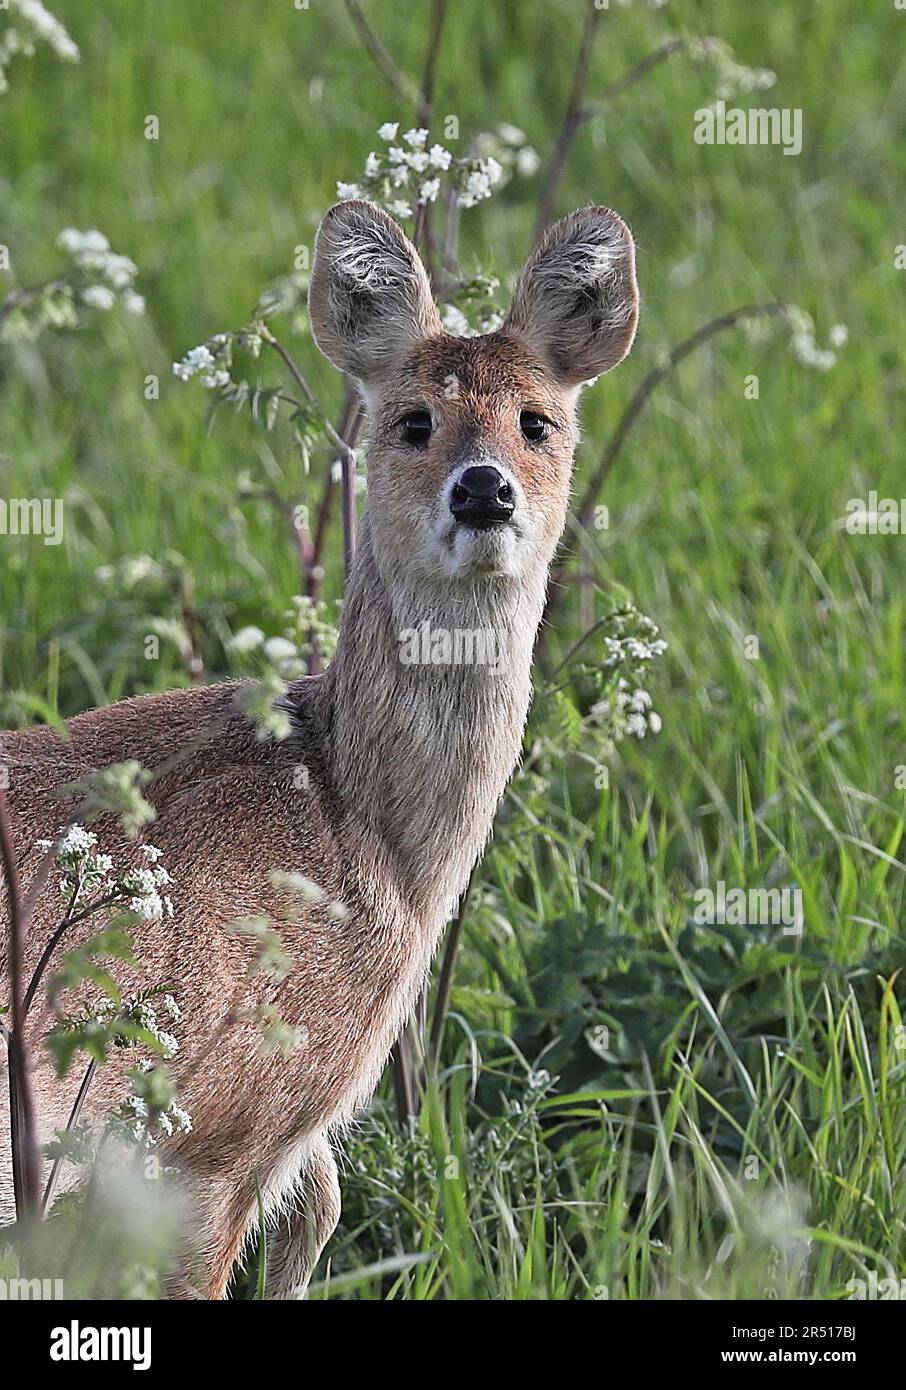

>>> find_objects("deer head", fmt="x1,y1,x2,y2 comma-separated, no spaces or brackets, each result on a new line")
308,200,639,595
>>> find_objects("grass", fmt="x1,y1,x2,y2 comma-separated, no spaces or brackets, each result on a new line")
2,0,906,1299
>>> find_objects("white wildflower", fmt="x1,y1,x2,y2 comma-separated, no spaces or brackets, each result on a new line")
57,228,109,257
376,121,399,141
516,145,541,177
81,285,115,311
388,199,413,219
130,892,164,921
336,181,362,200
428,143,452,170
441,304,470,337
9,0,79,61
168,1103,192,1134
100,252,138,289
200,368,230,389
498,123,526,146
263,636,298,664
229,625,265,653
161,994,181,1022
459,171,490,207
418,178,441,205
172,343,215,381
403,127,429,148
364,150,381,178
829,323,848,349
58,825,97,856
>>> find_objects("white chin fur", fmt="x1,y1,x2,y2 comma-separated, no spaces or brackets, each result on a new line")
436,522,523,579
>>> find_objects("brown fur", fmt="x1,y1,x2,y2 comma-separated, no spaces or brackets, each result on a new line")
0,201,639,1297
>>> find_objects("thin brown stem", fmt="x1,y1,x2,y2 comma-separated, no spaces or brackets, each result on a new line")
23,890,125,1019
0,788,42,1221
417,0,447,126
411,0,448,285
391,1028,419,1125
259,326,355,466
342,0,418,105
429,872,475,1063
535,5,603,238
41,1059,97,1216
536,31,720,239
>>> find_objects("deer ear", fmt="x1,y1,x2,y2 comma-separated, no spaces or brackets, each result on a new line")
308,200,441,381
503,207,639,386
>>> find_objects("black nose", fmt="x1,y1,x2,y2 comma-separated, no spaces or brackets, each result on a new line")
450,465,515,528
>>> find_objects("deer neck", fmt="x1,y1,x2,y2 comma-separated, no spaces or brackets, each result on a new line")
322,516,543,926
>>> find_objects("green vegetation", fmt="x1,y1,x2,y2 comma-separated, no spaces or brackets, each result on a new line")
2,0,905,1299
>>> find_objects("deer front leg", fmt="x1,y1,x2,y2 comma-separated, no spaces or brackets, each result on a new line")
265,1135,341,1299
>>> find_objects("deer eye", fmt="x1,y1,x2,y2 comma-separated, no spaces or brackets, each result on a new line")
399,410,433,448
519,410,548,443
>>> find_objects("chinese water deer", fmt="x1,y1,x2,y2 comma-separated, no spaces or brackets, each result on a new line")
0,200,638,1297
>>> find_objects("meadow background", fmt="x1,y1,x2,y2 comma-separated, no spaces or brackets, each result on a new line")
1,0,905,1299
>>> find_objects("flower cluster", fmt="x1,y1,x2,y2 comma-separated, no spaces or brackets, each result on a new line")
172,329,256,389
527,603,668,778
57,228,145,316
229,594,340,678
109,1063,192,1148
94,988,181,1060
271,868,349,922
336,121,539,220
590,677,663,744
36,827,174,922
94,553,169,587
586,610,668,750
0,0,79,95
440,273,504,337
1,227,145,344
468,123,541,192
690,37,777,103
785,307,847,372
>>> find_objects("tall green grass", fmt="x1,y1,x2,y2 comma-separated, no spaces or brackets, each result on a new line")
3,0,905,1298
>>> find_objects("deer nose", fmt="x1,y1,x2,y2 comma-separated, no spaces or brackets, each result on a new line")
450,466,515,528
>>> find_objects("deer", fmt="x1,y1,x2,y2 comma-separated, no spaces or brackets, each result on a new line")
0,199,639,1298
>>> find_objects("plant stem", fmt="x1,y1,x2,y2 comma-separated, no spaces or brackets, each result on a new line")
535,5,603,238
23,890,125,1019
342,0,418,105
0,788,42,1221
429,872,475,1063
41,1059,96,1216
